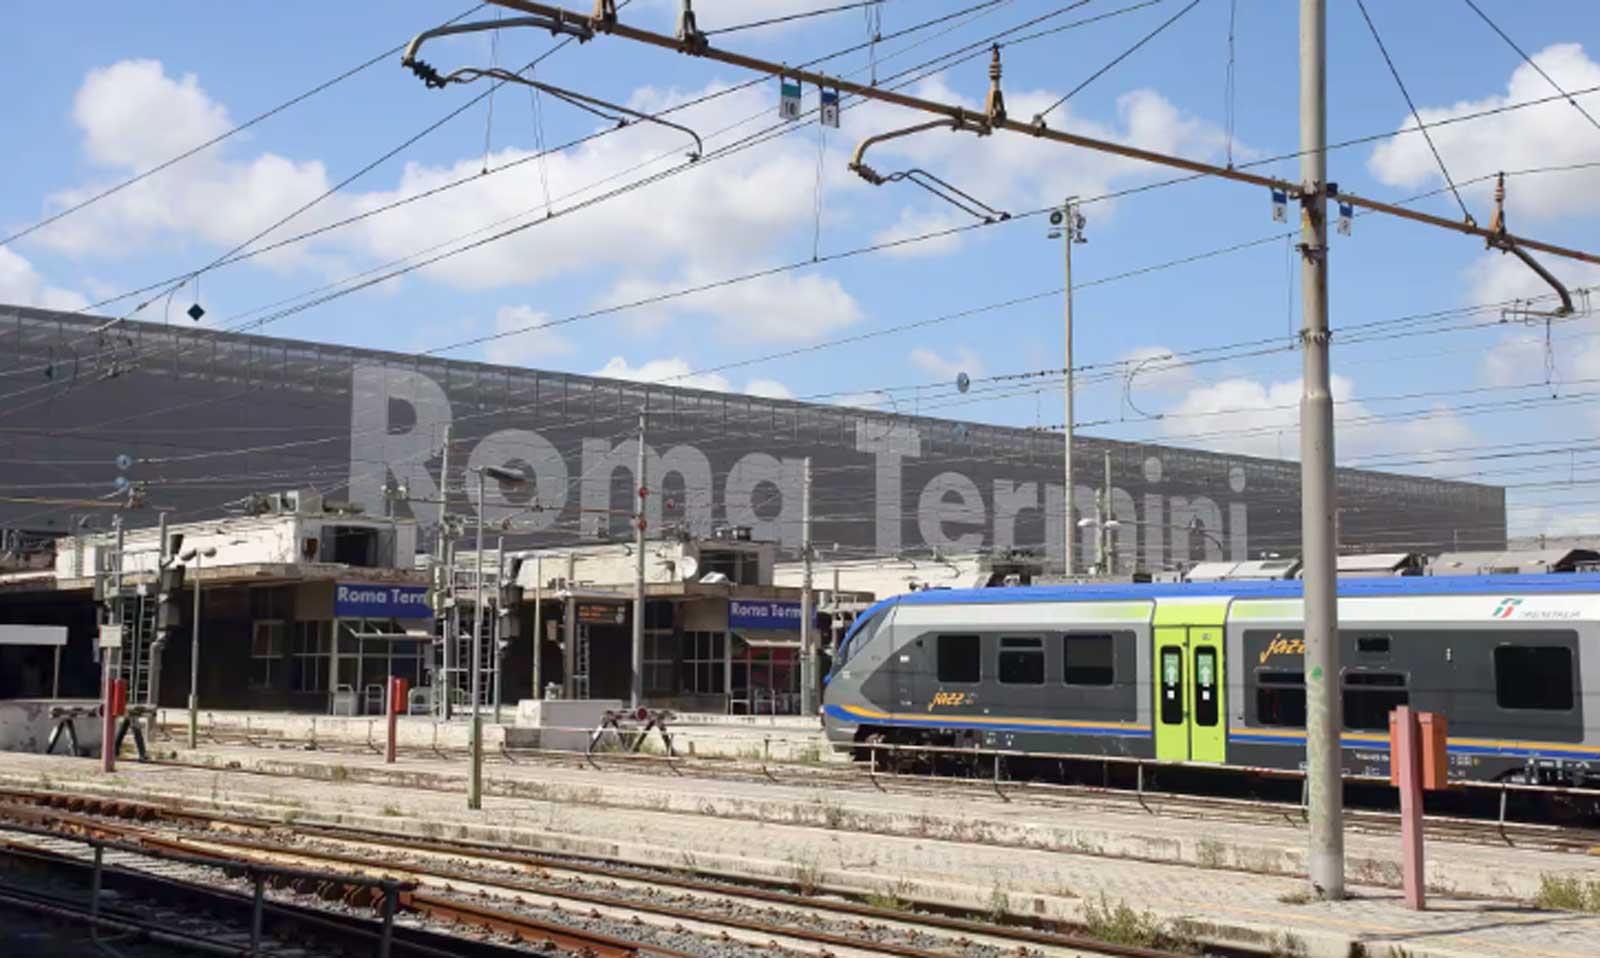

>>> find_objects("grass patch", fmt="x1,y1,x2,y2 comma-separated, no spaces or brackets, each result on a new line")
1535,873,1600,912
381,804,403,817
1080,894,1199,952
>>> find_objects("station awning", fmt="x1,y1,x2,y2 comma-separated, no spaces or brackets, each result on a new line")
734,629,802,649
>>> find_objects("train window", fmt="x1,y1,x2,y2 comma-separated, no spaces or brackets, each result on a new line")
1194,648,1219,727
1256,670,1306,727
936,634,981,684
1494,645,1574,711
1159,647,1184,725
998,637,1045,685
1356,635,1391,655
1063,633,1115,686
1342,671,1408,731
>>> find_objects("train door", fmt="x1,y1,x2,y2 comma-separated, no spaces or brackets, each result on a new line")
1152,605,1229,763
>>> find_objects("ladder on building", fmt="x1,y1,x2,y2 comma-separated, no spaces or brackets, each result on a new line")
434,553,502,713
115,586,159,707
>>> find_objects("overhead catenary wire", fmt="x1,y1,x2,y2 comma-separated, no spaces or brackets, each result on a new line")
1460,0,1600,136
1032,0,1203,124
2,0,1012,373
0,4,488,251
703,0,892,37
1351,0,1472,222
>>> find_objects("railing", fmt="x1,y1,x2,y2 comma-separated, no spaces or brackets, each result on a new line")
0,818,414,957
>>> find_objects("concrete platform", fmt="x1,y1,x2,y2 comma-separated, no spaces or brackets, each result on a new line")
5,744,1599,958
152,708,832,760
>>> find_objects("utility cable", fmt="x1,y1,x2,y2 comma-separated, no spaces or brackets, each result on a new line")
1033,0,1202,124
703,0,892,37
0,3,486,251
1460,0,1600,135
7,0,1004,364
1353,0,1472,222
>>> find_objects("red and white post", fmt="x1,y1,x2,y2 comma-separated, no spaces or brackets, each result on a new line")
1391,705,1425,910
386,676,407,764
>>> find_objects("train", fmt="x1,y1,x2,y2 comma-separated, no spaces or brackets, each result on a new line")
821,575,1600,789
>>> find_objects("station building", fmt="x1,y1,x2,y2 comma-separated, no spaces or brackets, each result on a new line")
0,303,1509,718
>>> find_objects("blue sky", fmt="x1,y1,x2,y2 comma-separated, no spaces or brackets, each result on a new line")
5,1,1600,537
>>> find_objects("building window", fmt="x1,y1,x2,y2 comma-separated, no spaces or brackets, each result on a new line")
1256,670,1306,727
998,637,1044,685
1343,671,1407,731
1063,633,1115,686
1495,645,1574,711
936,634,980,684
643,631,676,694
682,631,726,695
290,621,332,693
250,621,287,690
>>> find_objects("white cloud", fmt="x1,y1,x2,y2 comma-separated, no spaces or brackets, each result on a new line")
0,249,88,311
30,60,332,265
1159,373,1472,461
1508,504,1600,539
870,207,966,258
745,378,793,400
1368,43,1600,219
593,355,789,399
909,345,983,381
1118,345,1194,392
482,305,575,366
597,268,863,342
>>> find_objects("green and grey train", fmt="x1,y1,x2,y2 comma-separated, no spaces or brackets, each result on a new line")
822,575,1600,787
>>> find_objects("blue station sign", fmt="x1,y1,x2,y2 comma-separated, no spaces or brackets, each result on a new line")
729,599,806,631
335,583,431,620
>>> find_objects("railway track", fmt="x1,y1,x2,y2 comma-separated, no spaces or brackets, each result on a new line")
0,790,1229,958
146,728,1600,857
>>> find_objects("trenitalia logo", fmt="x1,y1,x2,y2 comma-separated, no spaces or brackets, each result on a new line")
1493,598,1523,619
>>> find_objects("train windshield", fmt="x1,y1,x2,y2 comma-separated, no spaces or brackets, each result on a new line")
832,609,886,674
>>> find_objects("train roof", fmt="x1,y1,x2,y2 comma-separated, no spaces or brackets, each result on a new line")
850,572,1600,624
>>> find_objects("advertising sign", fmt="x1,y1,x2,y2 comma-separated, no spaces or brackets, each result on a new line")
730,599,805,631
335,583,431,619
577,603,627,625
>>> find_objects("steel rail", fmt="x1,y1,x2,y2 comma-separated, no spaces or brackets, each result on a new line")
482,0,1600,268
0,796,1228,958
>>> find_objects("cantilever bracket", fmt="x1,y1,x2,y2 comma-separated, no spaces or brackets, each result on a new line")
847,117,989,185
1487,172,1574,317
402,16,594,87
415,65,703,160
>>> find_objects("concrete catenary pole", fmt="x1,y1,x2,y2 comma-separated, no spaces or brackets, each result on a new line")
532,553,543,698
563,552,577,698
469,468,487,810
1061,199,1076,578
438,424,453,722
187,551,201,749
631,409,647,709
1100,449,1113,575
493,535,504,724
800,457,816,716
1299,0,1345,900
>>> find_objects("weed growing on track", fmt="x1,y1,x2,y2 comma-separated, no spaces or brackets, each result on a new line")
1535,873,1600,912
1079,894,1199,952
787,853,823,896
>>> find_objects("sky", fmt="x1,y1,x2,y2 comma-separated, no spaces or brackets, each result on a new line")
4,0,1600,539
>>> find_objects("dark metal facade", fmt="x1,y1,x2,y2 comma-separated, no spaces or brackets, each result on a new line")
1,306,1506,565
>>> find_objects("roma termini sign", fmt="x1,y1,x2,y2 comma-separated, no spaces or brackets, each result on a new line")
3,307,1507,568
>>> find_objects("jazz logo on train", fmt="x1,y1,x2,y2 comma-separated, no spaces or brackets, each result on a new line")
1258,634,1306,665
